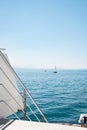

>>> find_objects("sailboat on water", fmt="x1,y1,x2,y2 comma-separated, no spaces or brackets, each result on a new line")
0,49,86,129
53,66,57,73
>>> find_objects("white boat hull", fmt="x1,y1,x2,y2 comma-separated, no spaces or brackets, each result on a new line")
1,120,86,130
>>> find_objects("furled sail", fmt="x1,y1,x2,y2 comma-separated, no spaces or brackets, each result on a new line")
0,49,23,118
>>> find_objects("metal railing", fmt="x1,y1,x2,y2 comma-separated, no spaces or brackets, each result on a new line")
0,83,31,121
0,50,48,122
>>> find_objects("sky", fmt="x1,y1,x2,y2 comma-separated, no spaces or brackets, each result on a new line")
0,0,87,69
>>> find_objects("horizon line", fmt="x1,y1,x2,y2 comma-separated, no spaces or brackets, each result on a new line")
13,66,87,70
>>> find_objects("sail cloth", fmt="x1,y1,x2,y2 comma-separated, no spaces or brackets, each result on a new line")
0,51,23,118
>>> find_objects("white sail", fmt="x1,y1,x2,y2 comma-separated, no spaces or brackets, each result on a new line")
0,50,23,118
53,66,57,73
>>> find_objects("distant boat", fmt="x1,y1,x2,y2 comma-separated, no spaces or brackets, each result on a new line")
44,69,47,72
53,66,57,73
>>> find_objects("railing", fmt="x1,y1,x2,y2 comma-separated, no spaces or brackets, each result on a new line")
0,50,48,122
0,83,31,121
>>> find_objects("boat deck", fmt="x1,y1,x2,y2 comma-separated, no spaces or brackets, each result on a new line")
0,119,87,130
0,118,14,130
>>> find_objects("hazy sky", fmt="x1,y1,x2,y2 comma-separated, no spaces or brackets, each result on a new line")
0,0,87,69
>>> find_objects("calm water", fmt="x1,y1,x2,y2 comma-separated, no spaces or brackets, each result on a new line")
15,69,87,124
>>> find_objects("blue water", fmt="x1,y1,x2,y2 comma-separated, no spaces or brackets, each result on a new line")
15,69,87,124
